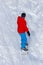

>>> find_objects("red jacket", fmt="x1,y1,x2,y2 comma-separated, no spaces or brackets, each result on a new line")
17,16,29,33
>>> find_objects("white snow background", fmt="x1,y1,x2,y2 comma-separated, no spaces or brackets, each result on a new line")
0,0,43,65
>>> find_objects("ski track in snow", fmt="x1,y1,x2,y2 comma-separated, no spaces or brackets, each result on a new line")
0,0,43,65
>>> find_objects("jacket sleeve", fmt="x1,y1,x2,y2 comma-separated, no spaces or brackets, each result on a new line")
25,25,29,32
24,20,29,32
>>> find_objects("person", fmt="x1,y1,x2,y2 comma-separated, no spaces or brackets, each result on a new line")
17,13,30,51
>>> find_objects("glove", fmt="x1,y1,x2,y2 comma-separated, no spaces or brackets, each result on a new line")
27,31,30,36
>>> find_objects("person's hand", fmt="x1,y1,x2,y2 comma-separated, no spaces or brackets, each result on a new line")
27,31,30,36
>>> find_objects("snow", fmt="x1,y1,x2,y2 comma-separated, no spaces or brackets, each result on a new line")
0,0,43,65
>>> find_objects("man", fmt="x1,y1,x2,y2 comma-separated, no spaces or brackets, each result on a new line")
17,13,30,51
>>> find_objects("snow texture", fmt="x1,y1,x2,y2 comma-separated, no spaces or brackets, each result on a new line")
0,0,43,65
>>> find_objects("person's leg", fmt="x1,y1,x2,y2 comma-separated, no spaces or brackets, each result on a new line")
20,33,27,49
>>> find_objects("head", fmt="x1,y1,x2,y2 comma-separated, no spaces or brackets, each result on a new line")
21,13,26,18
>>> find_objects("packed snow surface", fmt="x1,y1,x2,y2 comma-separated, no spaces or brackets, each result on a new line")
0,0,43,65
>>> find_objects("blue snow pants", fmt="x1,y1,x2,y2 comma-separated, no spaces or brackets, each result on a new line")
20,33,27,48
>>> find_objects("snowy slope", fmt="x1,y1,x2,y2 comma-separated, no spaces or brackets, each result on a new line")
0,0,43,65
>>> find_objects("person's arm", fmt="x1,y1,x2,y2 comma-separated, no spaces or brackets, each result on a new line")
24,19,30,36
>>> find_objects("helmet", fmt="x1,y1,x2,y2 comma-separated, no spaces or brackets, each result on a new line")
21,13,26,18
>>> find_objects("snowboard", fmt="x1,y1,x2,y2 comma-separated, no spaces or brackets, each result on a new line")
21,50,28,55
20,45,28,55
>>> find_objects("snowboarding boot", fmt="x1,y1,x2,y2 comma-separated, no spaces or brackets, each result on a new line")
26,43,28,46
21,48,28,51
